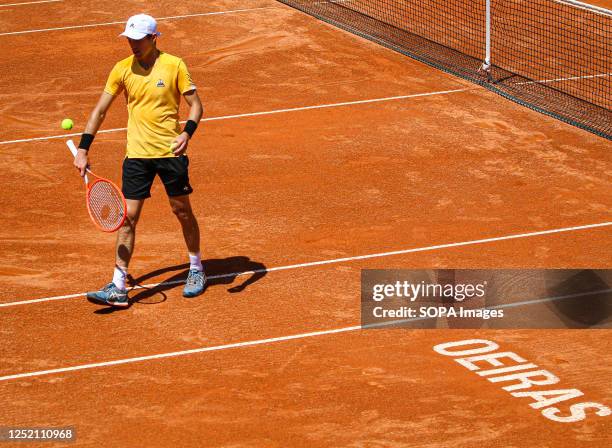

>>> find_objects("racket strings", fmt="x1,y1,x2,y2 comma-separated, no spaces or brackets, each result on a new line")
87,181,125,231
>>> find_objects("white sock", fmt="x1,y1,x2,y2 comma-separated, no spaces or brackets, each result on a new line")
113,266,127,290
189,252,203,272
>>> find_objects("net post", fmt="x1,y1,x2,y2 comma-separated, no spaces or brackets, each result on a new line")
480,0,492,80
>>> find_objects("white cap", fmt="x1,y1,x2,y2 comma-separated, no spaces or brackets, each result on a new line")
120,14,161,40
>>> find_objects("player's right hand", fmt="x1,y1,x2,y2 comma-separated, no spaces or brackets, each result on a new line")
74,148,89,177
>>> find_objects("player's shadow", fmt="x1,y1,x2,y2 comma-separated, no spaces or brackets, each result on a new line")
92,256,267,314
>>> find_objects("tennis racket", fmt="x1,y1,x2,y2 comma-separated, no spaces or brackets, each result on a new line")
66,139,127,232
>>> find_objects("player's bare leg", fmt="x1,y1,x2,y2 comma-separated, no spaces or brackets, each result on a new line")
86,199,144,307
169,194,200,254
169,194,205,297
116,199,146,270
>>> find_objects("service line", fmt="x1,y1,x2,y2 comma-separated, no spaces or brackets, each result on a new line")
0,88,470,145
0,0,61,7
1,221,610,307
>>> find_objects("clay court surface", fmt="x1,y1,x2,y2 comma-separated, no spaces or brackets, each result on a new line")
0,0,611,446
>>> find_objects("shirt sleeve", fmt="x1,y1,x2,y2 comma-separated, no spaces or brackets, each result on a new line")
103,63,124,96
177,59,197,94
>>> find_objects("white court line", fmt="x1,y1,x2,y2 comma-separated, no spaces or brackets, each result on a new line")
0,0,61,6
487,289,612,310
0,73,605,146
1,221,610,308
363,288,612,329
511,72,611,86
0,6,277,36
0,89,470,146
1,287,610,382
0,326,361,382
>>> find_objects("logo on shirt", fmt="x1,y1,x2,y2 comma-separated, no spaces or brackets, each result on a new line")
156,79,165,87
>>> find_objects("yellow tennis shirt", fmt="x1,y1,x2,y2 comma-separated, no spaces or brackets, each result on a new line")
104,51,196,158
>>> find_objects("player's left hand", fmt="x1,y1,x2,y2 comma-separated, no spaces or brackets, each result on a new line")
171,132,190,155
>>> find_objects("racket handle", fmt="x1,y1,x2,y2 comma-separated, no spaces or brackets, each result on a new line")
66,139,90,185
66,139,78,157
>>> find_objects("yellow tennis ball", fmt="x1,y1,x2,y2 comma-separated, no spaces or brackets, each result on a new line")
61,118,74,130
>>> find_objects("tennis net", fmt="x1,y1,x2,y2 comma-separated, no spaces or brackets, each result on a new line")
277,0,611,139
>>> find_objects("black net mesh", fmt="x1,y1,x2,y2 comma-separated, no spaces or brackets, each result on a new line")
277,0,611,139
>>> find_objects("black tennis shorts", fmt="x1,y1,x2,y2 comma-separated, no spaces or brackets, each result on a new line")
122,155,193,200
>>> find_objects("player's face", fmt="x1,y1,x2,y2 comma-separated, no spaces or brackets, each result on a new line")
127,35,156,60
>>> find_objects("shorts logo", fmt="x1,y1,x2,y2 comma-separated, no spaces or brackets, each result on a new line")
156,79,165,87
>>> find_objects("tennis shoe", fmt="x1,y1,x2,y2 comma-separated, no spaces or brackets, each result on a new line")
183,269,206,298
86,282,129,307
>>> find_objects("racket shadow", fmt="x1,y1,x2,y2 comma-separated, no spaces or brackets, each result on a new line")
94,256,268,313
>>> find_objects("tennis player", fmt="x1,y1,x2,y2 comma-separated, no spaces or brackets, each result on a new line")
73,14,205,307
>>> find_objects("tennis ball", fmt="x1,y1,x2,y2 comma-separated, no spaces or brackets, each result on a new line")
61,118,74,130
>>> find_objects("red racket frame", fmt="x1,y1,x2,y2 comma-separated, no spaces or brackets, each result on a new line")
67,139,127,232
